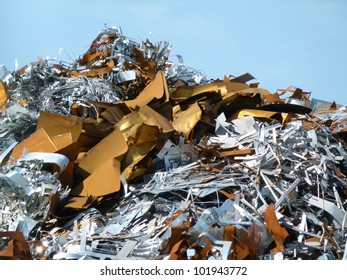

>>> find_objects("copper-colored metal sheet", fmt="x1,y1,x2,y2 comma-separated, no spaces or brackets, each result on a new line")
0,81,8,111
172,102,201,139
124,71,169,109
264,204,289,253
10,128,58,162
37,111,83,143
77,127,127,175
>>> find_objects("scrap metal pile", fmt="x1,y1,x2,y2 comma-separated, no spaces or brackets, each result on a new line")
1,26,347,260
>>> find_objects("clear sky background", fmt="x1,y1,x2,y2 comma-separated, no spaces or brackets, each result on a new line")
1,0,346,105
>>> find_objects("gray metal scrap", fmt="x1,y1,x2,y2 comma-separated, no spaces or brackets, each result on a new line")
1,27,206,121
209,114,347,257
0,103,37,141
1,25,347,260
2,110,347,260
1,115,345,259
8,60,122,116
166,63,209,86
0,153,68,238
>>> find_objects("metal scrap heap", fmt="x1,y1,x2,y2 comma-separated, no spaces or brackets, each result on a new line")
0,26,347,260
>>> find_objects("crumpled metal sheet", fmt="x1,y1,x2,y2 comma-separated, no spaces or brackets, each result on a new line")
0,103,37,142
0,25,347,260
0,65,13,84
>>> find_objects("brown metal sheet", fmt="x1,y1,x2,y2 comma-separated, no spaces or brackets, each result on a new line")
37,111,83,143
10,128,58,162
124,71,169,109
0,81,8,111
172,102,202,138
264,204,289,253
77,127,127,176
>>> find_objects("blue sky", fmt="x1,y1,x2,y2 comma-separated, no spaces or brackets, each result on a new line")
1,0,346,104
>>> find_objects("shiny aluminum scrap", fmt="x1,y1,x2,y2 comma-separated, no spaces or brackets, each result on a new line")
1,25,347,260
0,152,69,237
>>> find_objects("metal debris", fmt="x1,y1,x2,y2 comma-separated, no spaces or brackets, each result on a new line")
0,25,347,260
